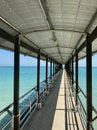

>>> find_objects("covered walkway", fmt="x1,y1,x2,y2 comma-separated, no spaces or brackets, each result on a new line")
23,70,83,130
0,1,97,130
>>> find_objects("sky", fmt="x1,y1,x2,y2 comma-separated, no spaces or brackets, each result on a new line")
0,49,97,66
79,54,97,66
0,49,46,66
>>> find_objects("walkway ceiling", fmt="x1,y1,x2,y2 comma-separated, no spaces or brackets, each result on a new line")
0,0,97,64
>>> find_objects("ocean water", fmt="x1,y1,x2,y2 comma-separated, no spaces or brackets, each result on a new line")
74,67,97,129
0,66,50,110
0,66,97,129
78,67,97,107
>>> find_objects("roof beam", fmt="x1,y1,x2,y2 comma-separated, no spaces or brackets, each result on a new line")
0,28,40,53
47,52,71,55
0,28,61,64
89,26,97,42
54,55,69,58
73,25,97,59
39,0,53,29
24,28,86,35
0,16,56,61
41,46,74,50
0,29,46,58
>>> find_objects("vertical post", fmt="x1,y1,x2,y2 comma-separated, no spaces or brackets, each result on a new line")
14,37,20,130
50,59,52,79
37,52,40,105
86,36,92,130
46,57,48,91
75,50,78,105
53,60,54,76
69,60,72,79
72,56,74,90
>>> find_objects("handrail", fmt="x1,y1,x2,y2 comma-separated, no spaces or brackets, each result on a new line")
78,86,97,115
0,70,59,130
78,86,86,98
0,86,36,115
0,77,51,115
78,95,86,115
70,76,97,129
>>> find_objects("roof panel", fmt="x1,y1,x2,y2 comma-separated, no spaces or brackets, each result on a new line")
44,47,59,53
0,0,97,64
0,0,48,32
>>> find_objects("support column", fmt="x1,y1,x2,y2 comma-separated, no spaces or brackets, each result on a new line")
53,60,54,76
14,37,20,130
37,52,41,109
46,57,49,94
72,56,74,91
86,36,92,130
75,50,78,105
50,59,52,79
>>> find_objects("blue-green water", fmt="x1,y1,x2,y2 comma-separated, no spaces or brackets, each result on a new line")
0,66,97,109
0,66,97,129
74,67,97,129
78,67,97,107
0,66,50,110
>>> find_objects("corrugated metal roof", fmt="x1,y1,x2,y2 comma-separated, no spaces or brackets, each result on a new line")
0,0,97,64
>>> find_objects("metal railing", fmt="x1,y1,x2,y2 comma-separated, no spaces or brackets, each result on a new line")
73,83,97,130
67,73,97,130
0,75,56,130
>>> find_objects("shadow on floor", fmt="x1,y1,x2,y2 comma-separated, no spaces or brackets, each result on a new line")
23,70,63,130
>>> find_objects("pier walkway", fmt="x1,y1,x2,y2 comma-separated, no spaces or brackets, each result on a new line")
23,70,83,130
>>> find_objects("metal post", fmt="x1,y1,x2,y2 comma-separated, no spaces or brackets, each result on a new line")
86,35,92,130
76,50,78,105
50,59,52,79
46,57,48,91
14,37,20,130
53,60,54,76
37,53,40,104
51,59,52,77
72,57,74,91
69,60,72,79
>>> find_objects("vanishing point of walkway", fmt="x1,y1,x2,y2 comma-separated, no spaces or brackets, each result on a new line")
23,70,83,130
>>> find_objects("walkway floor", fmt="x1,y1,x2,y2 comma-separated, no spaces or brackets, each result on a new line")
23,70,83,130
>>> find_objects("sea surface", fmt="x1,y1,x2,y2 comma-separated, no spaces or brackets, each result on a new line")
0,66,97,128
0,66,50,110
74,67,97,129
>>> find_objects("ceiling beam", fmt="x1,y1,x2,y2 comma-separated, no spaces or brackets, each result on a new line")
47,52,71,55
24,28,86,35
89,26,97,42
72,25,97,59
39,0,53,29
0,28,60,64
0,16,58,63
53,55,69,58
41,46,74,50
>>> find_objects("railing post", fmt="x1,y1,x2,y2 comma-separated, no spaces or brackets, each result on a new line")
75,50,78,106
86,35,92,130
14,37,20,130
37,52,41,109
53,60,54,76
50,59,52,80
46,57,49,94
72,56,74,91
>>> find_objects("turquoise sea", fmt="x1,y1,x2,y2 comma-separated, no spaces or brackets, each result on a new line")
74,67,97,129
0,66,50,110
0,66,97,128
